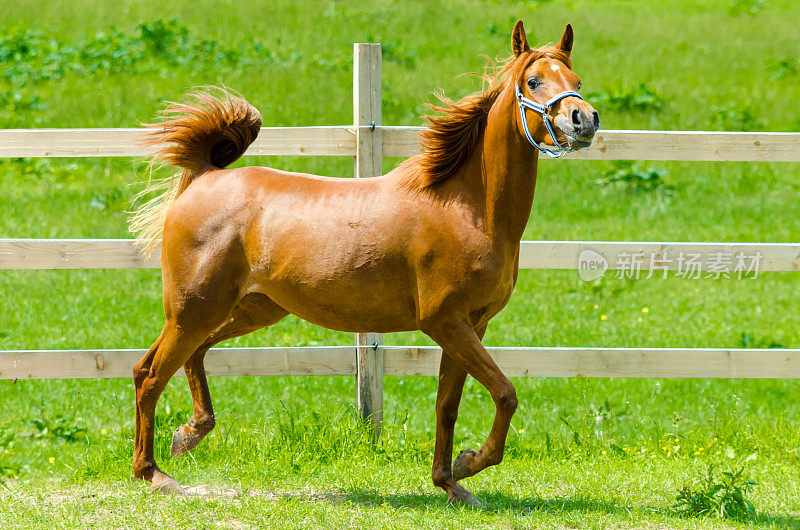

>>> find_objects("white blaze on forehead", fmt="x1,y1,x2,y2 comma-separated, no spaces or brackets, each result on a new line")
550,63,561,72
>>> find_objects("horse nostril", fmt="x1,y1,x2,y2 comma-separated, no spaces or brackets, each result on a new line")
571,109,581,126
592,111,600,131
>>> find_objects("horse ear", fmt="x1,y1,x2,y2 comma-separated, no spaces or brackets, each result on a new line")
556,23,574,55
512,20,531,56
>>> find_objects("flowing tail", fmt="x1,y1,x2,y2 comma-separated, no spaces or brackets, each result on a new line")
129,88,261,256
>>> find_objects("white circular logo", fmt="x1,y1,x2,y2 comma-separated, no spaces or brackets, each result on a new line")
577,249,608,281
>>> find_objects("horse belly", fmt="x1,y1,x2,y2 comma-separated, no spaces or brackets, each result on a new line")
247,259,418,333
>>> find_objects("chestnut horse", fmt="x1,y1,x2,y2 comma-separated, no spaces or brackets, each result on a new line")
130,21,598,506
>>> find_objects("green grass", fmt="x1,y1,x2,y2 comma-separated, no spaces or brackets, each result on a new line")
1,0,799,526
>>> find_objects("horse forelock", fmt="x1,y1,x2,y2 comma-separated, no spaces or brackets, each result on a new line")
404,47,572,189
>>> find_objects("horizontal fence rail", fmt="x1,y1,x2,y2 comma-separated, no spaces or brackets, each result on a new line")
3,128,800,162
0,127,357,158
2,239,798,271
2,346,799,380
382,128,800,161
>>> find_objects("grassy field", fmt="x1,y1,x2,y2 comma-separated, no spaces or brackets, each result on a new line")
1,0,799,527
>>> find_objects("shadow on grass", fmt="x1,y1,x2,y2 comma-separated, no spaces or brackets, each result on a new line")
339,489,800,527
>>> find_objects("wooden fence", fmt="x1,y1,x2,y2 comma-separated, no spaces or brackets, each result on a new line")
2,44,799,433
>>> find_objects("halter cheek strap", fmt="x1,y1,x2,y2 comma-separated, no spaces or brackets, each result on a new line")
515,84,584,158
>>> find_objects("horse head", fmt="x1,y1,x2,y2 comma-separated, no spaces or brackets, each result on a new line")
511,21,599,155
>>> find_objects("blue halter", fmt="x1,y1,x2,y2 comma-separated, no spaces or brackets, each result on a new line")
515,84,584,158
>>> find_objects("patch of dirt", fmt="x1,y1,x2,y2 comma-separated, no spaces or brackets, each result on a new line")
181,484,239,498
158,484,350,504
246,488,348,503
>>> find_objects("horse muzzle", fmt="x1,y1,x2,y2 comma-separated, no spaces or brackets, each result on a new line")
555,105,599,148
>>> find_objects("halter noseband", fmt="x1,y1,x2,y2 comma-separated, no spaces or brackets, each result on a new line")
515,84,584,159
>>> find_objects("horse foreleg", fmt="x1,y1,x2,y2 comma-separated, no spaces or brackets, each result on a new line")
425,318,517,486
431,352,472,504
431,325,485,506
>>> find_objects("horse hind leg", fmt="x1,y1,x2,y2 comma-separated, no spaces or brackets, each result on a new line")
133,328,165,473
132,282,246,492
170,293,289,457
170,348,215,458
133,320,215,493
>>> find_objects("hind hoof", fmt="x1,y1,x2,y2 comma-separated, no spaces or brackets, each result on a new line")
171,425,201,457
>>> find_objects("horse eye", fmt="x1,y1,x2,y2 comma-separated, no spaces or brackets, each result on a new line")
577,81,582,91
527,78,541,90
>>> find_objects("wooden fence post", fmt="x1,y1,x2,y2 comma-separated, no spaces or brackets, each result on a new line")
353,43,384,437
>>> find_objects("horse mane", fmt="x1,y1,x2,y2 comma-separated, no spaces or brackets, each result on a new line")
403,46,572,189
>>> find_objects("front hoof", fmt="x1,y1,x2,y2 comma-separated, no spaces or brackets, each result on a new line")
447,484,482,508
150,473,184,496
151,479,184,496
452,448,479,482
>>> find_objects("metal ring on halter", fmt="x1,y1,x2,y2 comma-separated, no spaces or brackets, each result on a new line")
515,84,584,158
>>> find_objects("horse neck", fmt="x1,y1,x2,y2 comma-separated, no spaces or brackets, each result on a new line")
474,85,539,244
